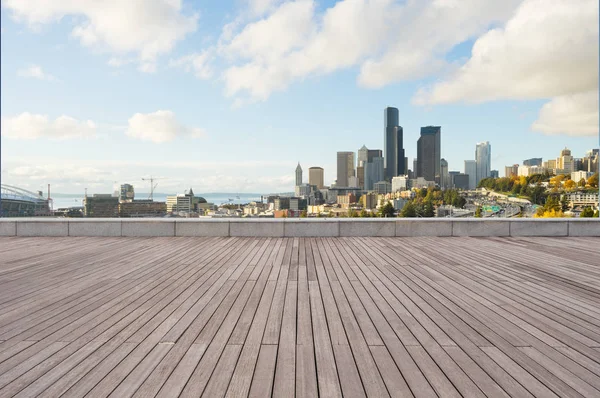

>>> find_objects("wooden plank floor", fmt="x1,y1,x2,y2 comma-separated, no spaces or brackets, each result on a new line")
0,236,599,397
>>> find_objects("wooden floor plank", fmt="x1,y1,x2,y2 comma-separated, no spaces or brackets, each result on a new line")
1,236,599,398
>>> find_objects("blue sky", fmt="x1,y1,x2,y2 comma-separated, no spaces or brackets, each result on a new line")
1,0,598,194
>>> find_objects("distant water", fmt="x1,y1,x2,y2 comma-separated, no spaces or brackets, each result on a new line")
51,193,265,209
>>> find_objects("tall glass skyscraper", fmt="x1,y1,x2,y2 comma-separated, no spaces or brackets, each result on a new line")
475,142,491,185
417,126,441,183
384,107,405,180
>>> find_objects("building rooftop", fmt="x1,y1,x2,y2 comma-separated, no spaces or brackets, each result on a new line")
0,236,599,396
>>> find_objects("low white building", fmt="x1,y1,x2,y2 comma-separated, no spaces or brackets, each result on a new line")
391,175,409,192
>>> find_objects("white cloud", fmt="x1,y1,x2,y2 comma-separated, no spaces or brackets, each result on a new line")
17,64,56,80
169,50,214,79
413,0,598,136
219,0,522,102
1,112,96,140
532,91,599,136
248,0,282,17
3,0,198,68
125,110,205,143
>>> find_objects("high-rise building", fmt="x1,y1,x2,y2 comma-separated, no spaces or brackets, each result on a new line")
417,126,441,182
584,149,599,173
358,145,369,166
295,163,303,186
308,167,324,189
464,160,477,190
475,141,491,185
364,156,384,191
336,152,355,188
490,170,499,178
120,184,134,202
440,159,449,189
523,158,542,167
384,107,405,180
505,164,519,178
453,174,470,190
557,148,574,172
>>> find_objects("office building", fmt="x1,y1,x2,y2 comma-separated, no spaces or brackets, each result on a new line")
336,152,355,187
523,158,543,167
166,188,207,214
464,160,477,190
308,167,324,189
392,176,409,192
358,145,369,166
364,156,385,191
295,184,311,198
274,197,291,210
475,141,491,186
440,158,449,189
295,163,302,186
374,181,392,195
119,201,166,217
584,149,599,173
453,174,470,190
557,148,574,173
290,197,307,211
119,184,135,202
384,107,405,180
448,171,460,188
362,192,378,209
490,170,499,178
505,164,519,178
83,194,119,217
417,126,441,183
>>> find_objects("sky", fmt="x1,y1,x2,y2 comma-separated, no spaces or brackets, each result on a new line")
1,0,598,195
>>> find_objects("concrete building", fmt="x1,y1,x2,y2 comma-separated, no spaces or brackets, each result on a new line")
505,164,519,178
374,181,392,195
572,171,593,183
464,160,477,190
295,184,312,198
166,188,207,214
119,200,166,217
308,167,324,189
119,184,135,202
453,174,470,190
417,126,441,183
364,156,385,191
391,176,409,192
362,192,378,209
348,176,359,188
358,145,369,167
356,166,364,189
337,193,356,209
557,148,574,173
274,197,291,210
83,194,119,217
584,149,599,173
336,152,355,188
490,170,499,179
440,158,449,189
475,141,491,186
523,158,543,167
290,197,307,211
295,163,303,186
384,107,406,180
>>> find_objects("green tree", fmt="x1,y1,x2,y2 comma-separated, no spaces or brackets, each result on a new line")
423,199,435,217
379,202,395,218
359,209,368,218
399,201,417,217
578,178,586,187
348,209,358,218
475,206,482,218
300,210,307,218
580,207,595,217
594,210,599,218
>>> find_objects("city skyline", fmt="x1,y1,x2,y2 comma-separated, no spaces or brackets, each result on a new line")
0,0,598,194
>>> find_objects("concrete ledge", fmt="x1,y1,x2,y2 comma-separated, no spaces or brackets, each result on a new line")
284,219,338,237
510,219,568,237
17,220,69,237
121,219,175,237
230,220,284,237
2,218,598,237
396,219,453,237
452,219,510,237
339,219,395,237
68,219,122,237
568,219,600,237
0,221,17,236
176,219,229,237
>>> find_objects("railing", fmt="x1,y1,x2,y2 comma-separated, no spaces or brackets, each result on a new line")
0,218,598,237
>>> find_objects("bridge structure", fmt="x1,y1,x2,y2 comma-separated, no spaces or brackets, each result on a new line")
0,184,52,217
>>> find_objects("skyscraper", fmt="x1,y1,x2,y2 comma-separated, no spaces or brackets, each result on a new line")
440,159,449,189
417,126,441,182
336,152,355,187
464,160,477,190
475,142,491,185
295,163,303,186
364,156,384,191
308,167,324,189
384,107,405,180
357,145,369,166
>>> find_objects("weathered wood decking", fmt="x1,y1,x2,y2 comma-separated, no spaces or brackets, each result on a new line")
0,236,599,397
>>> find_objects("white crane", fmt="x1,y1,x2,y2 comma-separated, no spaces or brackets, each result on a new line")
141,176,165,201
